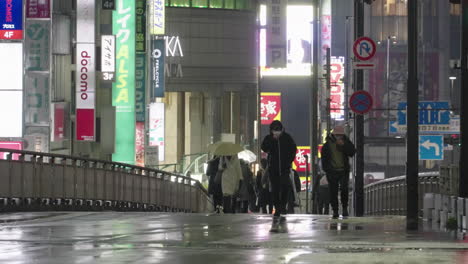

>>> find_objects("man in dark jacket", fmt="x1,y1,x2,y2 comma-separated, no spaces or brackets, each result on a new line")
321,126,356,219
261,120,297,232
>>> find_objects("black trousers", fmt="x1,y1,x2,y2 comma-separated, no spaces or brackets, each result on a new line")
326,170,349,213
270,169,291,217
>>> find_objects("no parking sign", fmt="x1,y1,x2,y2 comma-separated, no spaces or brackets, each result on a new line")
349,91,373,115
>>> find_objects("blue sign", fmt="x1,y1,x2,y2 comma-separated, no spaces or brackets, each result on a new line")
151,39,165,98
0,0,23,40
397,101,450,125
389,121,398,134
419,135,444,160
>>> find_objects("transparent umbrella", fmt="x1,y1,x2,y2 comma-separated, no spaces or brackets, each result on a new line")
238,149,257,163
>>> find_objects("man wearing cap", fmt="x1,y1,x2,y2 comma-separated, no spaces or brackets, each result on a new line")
261,120,297,232
321,126,356,219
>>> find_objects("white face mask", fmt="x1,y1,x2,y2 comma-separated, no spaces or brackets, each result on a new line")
272,131,282,137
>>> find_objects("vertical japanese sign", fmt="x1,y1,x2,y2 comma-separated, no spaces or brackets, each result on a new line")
321,0,331,64
76,0,95,141
266,0,286,68
260,92,281,125
51,102,66,142
149,102,165,162
0,0,23,40
101,35,115,81
151,39,165,98
25,20,49,71
330,56,345,120
113,0,136,164
292,146,311,173
26,0,50,18
149,0,165,35
135,53,146,122
136,0,146,52
135,122,145,166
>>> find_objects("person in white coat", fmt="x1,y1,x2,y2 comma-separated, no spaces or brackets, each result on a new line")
219,155,242,213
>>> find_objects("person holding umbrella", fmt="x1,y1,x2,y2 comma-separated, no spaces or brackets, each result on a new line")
261,120,297,232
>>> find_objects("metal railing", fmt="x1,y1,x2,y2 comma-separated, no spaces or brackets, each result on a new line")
364,172,439,216
0,148,212,213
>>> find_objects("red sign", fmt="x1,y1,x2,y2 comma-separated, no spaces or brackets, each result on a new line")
353,37,376,61
0,141,22,160
53,103,65,141
349,90,373,115
261,92,281,125
330,57,345,120
292,146,311,173
135,122,145,167
26,0,50,18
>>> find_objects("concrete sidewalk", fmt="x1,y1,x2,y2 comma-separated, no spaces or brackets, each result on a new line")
0,212,466,263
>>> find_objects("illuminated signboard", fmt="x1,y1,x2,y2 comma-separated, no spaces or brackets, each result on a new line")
135,122,145,166
149,102,165,162
0,141,22,160
0,0,23,40
76,44,96,141
136,0,146,52
151,39,165,98
330,56,345,120
260,5,313,76
135,53,146,122
293,146,311,173
150,0,165,35
266,0,286,68
26,0,50,18
101,35,116,82
113,0,136,164
260,92,281,125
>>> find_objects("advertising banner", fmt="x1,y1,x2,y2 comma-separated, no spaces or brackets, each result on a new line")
135,122,145,166
266,0,287,68
0,141,22,160
77,0,95,43
51,103,66,142
101,35,115,81
136,0,146,52
113,0,136,164
149,102,165,162
260,92,281,125
149,0,165,35
24,20,50,71
330,56,345,120
26,0,50,18
76,43,96,141
293,146,311,173
151,39,165,98
135,53,146,122
0,0,23,40
24,72,49,125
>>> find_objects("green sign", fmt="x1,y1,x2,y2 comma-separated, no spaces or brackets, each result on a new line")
112,1,136,164
136,0,146,52
135,53,146,122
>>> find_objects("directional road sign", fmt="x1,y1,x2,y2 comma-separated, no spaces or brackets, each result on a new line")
353,37,376,61
349,91,373,115
419,135,444,160
397,101,451,134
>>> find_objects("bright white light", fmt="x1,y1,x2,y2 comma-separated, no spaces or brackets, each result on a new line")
0,43,23,92
191,173,203,182
260,5,266,26
0,92,22,137
261,5,314,76
449,76,457,80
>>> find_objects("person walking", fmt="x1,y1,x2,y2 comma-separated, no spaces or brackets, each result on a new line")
206,156,223,213
261,120,297,232
219,155,242,213
321,126,356,219
256,158,272,214
238,159,254,213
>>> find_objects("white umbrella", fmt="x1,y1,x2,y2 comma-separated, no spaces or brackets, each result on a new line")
238,149,257,163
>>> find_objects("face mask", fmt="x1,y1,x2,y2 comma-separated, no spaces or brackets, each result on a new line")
272,131,282,137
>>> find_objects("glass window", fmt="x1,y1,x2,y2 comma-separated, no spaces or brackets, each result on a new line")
210,0,223,8
171,0,190,7
224,0,234,9
193,0,208,8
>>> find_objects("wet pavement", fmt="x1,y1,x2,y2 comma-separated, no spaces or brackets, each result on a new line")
0,212,467,263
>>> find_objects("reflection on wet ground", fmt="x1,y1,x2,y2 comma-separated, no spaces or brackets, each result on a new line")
0,212,466,263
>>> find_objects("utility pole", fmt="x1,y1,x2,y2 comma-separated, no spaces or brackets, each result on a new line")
353,0,364,217
406,0,419,230
459,0,468,198
310,0,320,214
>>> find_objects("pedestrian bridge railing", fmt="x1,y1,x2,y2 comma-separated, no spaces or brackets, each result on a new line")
364,172,439,216
0,148,212,213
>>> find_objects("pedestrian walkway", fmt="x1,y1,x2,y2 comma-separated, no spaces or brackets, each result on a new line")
0,212,467,263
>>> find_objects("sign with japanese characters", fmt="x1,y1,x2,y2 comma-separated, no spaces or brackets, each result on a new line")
135,53,146,122
0,0,23,40
261,92,281,125
101,35,115,81
102,0,115,10
136,0,146,52
113,0,136,164
293,146,311,173
149,102,165,162
135,122,145,166
149,0,165,35
330,56,345,120
266,0,286,68
26,0,50,18
24,72,49,125
151,38,165,98
25,20,50,71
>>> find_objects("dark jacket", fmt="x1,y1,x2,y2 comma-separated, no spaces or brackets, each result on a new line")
321,134,356,173
261,132,297,177
206,157,220,195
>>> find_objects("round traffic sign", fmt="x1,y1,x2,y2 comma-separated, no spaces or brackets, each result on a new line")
353,37,376,61
349,91,373,115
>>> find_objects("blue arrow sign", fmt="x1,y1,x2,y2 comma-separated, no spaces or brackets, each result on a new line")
398,101,450,125
419,135,444,160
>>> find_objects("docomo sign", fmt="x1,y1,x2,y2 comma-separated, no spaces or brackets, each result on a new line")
76,44,96,141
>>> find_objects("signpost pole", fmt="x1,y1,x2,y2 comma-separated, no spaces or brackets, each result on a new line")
459,0,468,198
